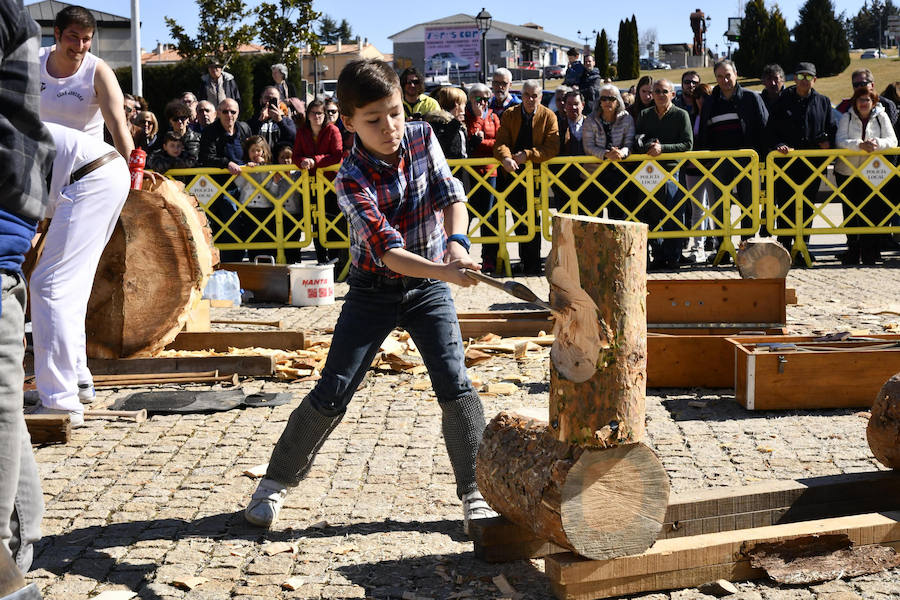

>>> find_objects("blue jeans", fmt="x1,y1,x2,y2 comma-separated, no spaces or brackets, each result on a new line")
309,267,474,416
1,273,43,572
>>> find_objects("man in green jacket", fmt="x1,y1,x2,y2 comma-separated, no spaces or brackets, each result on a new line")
635,78,693,269
400,67,439,121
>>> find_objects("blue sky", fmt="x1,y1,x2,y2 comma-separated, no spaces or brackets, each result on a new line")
67,0,876,59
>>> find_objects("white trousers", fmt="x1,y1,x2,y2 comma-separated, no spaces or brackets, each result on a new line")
31,157,129,411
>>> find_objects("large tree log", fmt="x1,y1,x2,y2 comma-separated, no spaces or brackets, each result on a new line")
736,238,791,279
867,373,900,468
86,177,216,358
547,215,648,446
476,411,670,560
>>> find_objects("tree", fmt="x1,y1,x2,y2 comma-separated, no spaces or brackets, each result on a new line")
617,19,635,79
255,0,321,65
630,16,640,75
763,6,792,70
595,29,611,78
793,0,850,76
848,0,900,49
318,14,355,44
733,0,770,78
165,0,255,67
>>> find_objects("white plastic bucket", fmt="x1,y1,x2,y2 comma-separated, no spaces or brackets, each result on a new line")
289,263,335,306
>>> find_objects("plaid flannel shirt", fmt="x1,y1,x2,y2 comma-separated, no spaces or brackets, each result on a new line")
336,121,465,278
0,0,54,221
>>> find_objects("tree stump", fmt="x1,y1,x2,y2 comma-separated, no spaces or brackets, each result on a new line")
85,177,216,358
476,411,670,560
736,238,791,279
547,215,648,446
867,373,900,468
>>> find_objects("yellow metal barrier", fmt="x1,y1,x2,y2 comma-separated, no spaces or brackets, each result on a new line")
540,150,761,264
165,164,312,264
765,147,900,266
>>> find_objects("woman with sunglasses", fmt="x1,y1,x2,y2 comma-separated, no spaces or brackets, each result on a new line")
582,84,635,220
324,98,353,158
294,99,345,268
465,83,502,273
133,110,159,153
164,99,201,161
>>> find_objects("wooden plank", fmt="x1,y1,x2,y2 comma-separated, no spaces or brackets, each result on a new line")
731,335,900,410
646,278,786,325
87,355,275,377
166,330,305,352
210,318,283,328
220,262,290,304
786,288,798,304
25,414,70,444
546,511,900,585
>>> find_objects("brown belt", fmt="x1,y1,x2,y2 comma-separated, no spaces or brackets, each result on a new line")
69,150,121,184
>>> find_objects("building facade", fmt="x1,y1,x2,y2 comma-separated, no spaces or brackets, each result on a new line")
28,0,132,69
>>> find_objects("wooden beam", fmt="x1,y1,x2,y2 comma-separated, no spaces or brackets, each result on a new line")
87,355,275,377
165,330,305,352
472,471,900,562
25,414,70,444
546,512,900,598
731,335,900,410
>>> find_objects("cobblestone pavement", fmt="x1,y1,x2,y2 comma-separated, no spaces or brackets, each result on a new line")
25,253,900,600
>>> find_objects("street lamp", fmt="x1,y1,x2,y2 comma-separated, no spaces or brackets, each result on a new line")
476,8,492,84
577,29,597,53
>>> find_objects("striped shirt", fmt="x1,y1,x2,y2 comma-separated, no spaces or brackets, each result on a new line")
336,121,465,278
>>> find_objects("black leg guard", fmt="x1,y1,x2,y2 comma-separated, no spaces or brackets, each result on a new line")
265,395,344,486
439,392,487,499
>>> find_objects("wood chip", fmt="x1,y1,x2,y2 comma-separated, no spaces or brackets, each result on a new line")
464,347,493,367
282,576,305,590
411,378,431,391
308,520,328,529
492,574,520,599
91,592,138,600
483,382,519,395
262,541,296,555
242,463,268,478
171,576,208,590
697,579,739,596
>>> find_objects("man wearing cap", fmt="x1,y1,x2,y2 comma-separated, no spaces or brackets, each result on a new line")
563,48,585,88
199,60,241,110
765,62,836,260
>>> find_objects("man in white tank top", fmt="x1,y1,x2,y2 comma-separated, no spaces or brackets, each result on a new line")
28,123,129,427
38,5,133,157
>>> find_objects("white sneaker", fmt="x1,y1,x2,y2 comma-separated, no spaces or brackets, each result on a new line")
462,489,499,535
28,404,84,427
77,382,95,404
245,477,288,528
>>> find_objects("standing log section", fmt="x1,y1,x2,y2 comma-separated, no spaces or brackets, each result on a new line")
86,177,216,358
867,373,900,468
548,215,648,446
476,215,670,561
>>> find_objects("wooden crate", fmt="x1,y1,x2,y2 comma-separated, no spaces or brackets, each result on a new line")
730,334,900,410
220,261,290,304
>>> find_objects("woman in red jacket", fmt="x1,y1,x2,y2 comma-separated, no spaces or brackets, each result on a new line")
465,83,501,273
293,99,345,267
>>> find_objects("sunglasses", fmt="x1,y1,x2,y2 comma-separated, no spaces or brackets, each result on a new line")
325,109,338,115
309,111,324,116
124,106,133,114
796,73,815,81
173,116,190,122
492,80,509,86
599,95,617,102
404,79,421,86
141,120,154,125
220,109,238,115
853,79,873,88
474,96,489,103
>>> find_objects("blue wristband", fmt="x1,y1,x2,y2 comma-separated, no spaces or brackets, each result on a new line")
447,233,471,251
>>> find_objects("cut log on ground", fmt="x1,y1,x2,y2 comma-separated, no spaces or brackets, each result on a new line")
547,215,647,446
86,177,216,358
476,412,669,560
867,373,900,468
25,414,70,444
736,238,791,279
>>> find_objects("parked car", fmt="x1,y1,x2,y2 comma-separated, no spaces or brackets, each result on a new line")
861,49,887,59
639,57,671,70
520,60,539,71
427,51,471,72
544,64,565,78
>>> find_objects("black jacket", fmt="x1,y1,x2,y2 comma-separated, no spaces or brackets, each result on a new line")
198,120,252,168
697,84,769,154
766,86,836,151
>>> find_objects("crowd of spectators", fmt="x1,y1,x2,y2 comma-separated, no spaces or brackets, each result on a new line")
137,57,900,271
